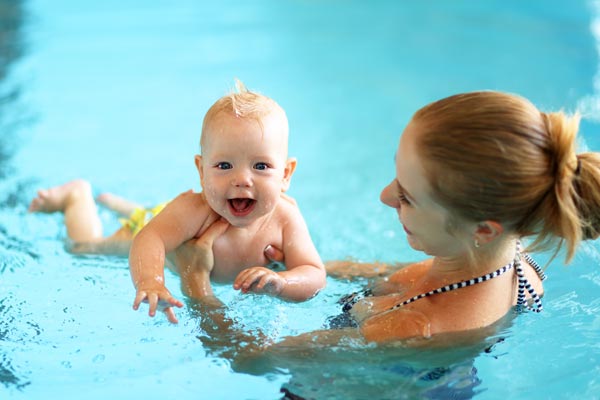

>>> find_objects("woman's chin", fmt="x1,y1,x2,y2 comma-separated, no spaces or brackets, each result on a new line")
406,236,424,252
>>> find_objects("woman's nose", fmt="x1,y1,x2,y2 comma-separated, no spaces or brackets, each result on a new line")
380,181,398,208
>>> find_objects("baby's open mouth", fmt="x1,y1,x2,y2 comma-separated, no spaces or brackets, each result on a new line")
228,198,256,216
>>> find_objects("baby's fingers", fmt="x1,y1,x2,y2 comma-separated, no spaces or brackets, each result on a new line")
146,292,160,317
254,274,284,295
163,307,179,324
235,269,266,293
133,291,149,311
233,268,255,290
153,295,183,318
160,296,184,309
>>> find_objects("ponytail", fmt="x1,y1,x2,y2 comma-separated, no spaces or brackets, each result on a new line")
573,152,600,240
529,112,581,262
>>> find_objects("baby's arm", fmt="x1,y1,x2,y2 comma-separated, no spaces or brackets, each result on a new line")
234,207,325,302
129,191,211,322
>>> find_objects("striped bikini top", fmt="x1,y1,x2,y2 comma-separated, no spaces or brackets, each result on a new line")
387,240,547,313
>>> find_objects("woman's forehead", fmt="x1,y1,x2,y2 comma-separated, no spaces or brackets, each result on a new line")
395,124,430,198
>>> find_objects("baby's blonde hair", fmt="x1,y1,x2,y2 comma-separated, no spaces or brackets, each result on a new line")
412,91,600,262
200,80,288,151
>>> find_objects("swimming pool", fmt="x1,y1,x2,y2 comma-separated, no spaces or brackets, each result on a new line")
2,0,600,399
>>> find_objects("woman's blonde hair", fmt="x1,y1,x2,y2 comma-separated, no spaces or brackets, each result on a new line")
412,91,600,262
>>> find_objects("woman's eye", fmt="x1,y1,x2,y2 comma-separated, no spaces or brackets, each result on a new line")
217,162,232,170
398,192,411,206
254,162,269,171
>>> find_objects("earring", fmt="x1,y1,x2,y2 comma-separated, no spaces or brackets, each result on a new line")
474,239,480,248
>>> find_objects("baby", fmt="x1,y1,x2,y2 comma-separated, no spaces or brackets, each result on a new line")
128,82,326,323
29,82,326,324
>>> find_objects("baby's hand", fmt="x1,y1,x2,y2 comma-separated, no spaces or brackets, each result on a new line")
133,283,183,324
233,267,287,296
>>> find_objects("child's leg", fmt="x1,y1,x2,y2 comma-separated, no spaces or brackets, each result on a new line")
30,180,136,255
29,179,103,242
69,226,133,255
96,192,143,218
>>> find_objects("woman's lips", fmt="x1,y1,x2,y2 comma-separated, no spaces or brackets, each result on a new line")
403,225,412,235
228,198,256,217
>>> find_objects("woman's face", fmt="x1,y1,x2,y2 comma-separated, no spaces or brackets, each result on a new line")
380,121,467,257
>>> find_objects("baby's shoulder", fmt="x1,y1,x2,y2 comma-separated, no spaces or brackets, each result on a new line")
167,190,211,217
172,190,207,206
273,194,303,217
269,194,307,228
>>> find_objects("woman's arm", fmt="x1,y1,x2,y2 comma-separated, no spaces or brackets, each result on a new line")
325,260,411,281
170,218,229,305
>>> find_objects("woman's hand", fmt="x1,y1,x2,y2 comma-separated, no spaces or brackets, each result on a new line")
170,218,229,301
171,218,229,275
263,244,285,263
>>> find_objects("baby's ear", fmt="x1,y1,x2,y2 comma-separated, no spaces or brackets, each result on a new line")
194,155,204,183
281,157,297,192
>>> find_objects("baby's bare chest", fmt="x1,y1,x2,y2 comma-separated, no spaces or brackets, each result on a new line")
209,228,283,282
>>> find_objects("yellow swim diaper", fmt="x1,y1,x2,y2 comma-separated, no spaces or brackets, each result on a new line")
119,202,168,236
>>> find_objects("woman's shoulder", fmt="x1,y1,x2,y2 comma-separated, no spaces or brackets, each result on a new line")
360,306,433,342
387,259,432,284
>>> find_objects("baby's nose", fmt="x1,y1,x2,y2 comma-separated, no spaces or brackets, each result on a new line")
232,169,252,187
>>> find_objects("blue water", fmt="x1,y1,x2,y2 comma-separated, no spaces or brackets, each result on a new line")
1,0,600,399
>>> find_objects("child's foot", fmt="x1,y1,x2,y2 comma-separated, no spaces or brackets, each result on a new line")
96,193,141,217
28,179,93,213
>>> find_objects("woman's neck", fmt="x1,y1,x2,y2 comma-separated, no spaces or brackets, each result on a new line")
429,236,518,281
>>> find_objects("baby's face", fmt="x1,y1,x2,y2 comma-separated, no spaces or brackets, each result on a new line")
197,110,293,227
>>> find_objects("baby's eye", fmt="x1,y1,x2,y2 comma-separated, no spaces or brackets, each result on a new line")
217,162,232,170
254,162,269,171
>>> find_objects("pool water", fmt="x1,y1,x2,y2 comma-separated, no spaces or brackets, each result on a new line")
1,0,600,399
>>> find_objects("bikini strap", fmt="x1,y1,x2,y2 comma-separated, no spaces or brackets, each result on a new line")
514,246,544,313
386,240,545,313
522,252,547,281
515,250,544,313
387,260,514,311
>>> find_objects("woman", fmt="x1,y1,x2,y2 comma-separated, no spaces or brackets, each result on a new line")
174,90,600,345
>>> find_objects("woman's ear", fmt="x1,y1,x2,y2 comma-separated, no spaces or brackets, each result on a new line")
281,157,297,192
473,220,504,246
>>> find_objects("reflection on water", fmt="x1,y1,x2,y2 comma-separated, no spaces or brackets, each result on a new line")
0,0,28,180
0,0,32,391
